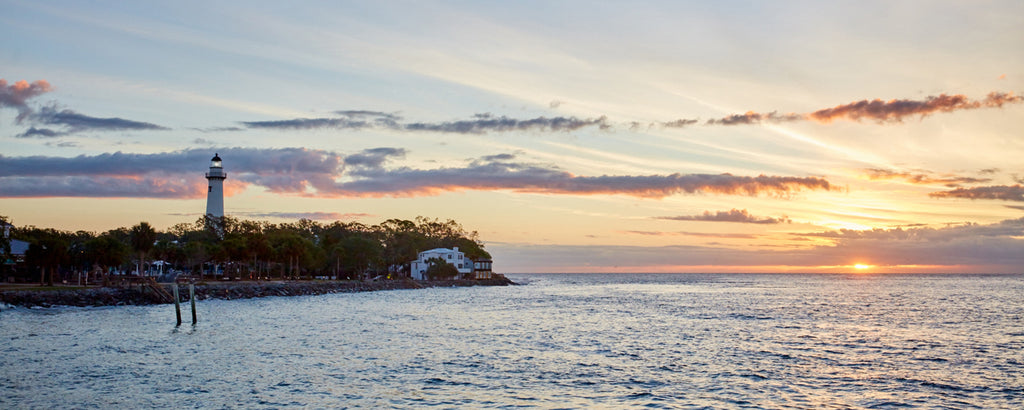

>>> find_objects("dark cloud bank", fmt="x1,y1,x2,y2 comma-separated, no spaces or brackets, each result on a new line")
0,148,832,199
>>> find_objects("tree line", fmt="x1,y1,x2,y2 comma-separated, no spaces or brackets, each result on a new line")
1,215,490,285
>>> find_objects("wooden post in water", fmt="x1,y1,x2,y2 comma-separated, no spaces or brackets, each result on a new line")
189,283,197,324
173,284,182,326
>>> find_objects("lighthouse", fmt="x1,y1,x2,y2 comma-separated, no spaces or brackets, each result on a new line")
205,153,226,218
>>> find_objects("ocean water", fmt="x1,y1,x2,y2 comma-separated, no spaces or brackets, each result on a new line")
1,273,1022,408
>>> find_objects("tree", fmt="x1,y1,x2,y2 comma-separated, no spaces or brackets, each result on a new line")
85,234,129,283
129,222,157,275
424,257,459,280
378,219,427,277
0,215,11,268
152,239,178,276
339,235,383,280
270,231,312,280
183,241,207,275
26,236,69,286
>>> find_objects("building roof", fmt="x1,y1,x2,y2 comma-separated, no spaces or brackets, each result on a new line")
420,247,459,254
9,239,29,255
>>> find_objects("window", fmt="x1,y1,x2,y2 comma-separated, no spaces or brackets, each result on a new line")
459,255,463,260
447,254,452,259
208,186,212,192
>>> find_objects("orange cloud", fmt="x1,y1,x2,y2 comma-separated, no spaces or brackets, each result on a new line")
656,208,791,224
863,168,992,187
0,78,53,120
930,185,1024,202
808,92,1023,123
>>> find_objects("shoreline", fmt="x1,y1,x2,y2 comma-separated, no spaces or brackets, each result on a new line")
0,277,516,308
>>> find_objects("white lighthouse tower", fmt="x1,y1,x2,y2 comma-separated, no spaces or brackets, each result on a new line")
205,153,226,218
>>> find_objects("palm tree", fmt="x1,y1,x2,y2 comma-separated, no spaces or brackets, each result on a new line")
130,222,157,276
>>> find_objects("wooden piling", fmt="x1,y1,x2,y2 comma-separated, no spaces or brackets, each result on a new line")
189,283,197,324
173,284,181,326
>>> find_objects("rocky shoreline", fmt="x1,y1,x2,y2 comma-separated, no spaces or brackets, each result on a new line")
0,277,516,308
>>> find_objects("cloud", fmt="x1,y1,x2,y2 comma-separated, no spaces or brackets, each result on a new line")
403,113,610,134
328,156,834,198
15,127,66,138
0,148,834,200
226,90,1023,137
334,110,400,120
239,111,610,134
792,218,1024,268
191,126,245,133
705,111,803,126
18,105,169,136
807,92,1023,123
0,148,337,198
240,110,400,130
45,141,79,148
864,168,992,187
233,211,373,221
342,147,406,169
624,230,760,239
495,218,1024,273
689,91,1023,128
660,118,699,128
0,79,53,121
240,117,378,130
656,209,791,224
929,185,1024,202
0,175,204,198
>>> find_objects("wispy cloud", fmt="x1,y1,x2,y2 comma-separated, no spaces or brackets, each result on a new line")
0,78,53,121
929,185,1024,202
0,149,834,199
239,111,609,134
233,211,373,221
329,154,833,198
16,105,169,137
240,117,379,130
403,113,610,134
658,119,698,128
15,127,65,138
808,92,1023,123
660,91,1023,129
705,111,803,126
864,168,992,187
656,209,791,224
624,230,760,239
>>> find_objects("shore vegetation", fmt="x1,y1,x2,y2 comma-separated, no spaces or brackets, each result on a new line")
1,214,491,286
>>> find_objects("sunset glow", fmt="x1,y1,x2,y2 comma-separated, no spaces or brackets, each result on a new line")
2,1,1023,273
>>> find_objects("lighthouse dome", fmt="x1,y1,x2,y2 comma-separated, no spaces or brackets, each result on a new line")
211,153,222,168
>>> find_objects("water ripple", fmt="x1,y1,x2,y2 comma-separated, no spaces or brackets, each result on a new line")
1,273,1022,408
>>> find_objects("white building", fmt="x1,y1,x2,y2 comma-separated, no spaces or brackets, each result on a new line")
205,153,226,218
410,247,472,280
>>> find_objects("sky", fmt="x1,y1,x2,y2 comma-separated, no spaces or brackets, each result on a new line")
2,0,1024,273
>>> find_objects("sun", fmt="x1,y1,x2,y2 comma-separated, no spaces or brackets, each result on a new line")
854,264,872,270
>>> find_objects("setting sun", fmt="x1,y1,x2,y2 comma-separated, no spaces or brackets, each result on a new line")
854,264,872,270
